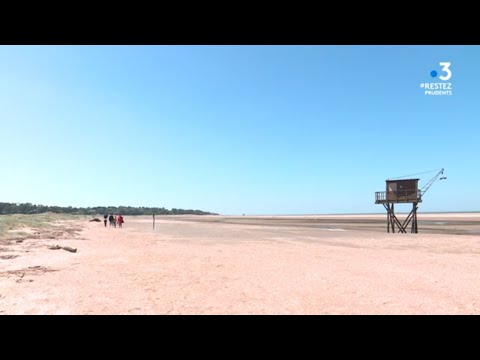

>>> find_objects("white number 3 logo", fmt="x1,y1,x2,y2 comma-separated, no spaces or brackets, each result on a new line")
439,62,452,81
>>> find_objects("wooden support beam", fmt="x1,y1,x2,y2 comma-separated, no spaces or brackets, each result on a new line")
381,202,419,234
384,204,390,233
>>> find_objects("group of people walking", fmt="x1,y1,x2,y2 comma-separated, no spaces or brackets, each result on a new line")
103,214,124,228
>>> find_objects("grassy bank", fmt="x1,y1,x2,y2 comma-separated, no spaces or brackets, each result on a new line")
0,213,78,241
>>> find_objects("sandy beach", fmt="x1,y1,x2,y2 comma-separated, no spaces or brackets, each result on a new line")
1,213,480,314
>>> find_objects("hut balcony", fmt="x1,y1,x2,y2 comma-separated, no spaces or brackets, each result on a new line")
375,190,422,204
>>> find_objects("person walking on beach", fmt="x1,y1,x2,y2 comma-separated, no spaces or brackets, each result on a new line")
108,214,114,227
117,214,124,228
103,214,108,227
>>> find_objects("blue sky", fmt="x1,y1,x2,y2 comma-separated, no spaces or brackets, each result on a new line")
0,45,478,214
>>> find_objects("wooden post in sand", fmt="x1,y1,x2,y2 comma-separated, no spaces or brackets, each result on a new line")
153,213,155,230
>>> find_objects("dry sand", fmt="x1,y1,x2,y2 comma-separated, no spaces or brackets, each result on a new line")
1,213,480,314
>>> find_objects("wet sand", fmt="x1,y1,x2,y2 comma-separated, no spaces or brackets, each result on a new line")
1,213,480,314
175,213,480,235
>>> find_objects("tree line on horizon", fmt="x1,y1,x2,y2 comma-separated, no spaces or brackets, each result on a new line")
0,202,217,216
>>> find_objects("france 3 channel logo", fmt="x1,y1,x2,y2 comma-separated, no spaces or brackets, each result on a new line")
419,62,453,96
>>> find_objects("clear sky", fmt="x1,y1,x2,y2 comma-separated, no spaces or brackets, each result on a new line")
1,45,479,215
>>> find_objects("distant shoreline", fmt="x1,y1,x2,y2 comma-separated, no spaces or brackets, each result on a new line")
222,211,480,216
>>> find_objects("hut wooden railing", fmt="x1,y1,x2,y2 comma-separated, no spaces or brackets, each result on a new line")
375,191,422,203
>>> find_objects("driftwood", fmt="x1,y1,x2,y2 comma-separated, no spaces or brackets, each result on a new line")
62,246,77,253
89,218,101,222
48,245,77,253
0,255,19,260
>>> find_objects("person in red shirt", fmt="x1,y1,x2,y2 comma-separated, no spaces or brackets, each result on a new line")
117,214,124,228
